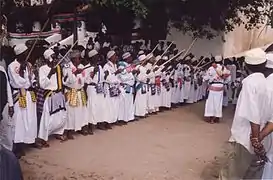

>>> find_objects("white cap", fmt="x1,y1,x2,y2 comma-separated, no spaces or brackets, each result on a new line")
185,56,191,61
103,42,110,48
81,50,85,58
14,44,28,55
107,50,115,59
146,53,153,60
122,52,131,59
138,50,145,56
155,55,161,61
244,48,266,65
191,57,197,63
88,50,98,58
215,55,222,62
70,50,81,58
43,49,55,62
138,54,146,62
266,53,273,68
162,56,168,61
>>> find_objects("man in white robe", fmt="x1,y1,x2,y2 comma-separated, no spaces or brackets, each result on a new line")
134,54,148,118
220,48,268,180
258,53,273,179
103,51,121,126
117,61,135,123
203,55,230,123
0,66,14,151
38,49,67,145
85,50,108,131
8,44,37,158
63,50,89,139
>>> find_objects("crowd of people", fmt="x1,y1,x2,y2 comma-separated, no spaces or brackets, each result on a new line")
0,33,243,162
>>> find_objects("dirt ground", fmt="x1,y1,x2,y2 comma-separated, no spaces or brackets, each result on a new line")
21,102,234,180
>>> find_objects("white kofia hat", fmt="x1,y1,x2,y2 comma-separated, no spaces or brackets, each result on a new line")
138,54,146,62
214,55,222,62
81,50,86,58
162,56,168,61
244,48,266,65
138,50,145,56
14,44,28,55
43,49,55,62
266,53,273,68
88,50,98,58
122,52,131,59
107,50,115,59
191,57,197,63
155,55,161,61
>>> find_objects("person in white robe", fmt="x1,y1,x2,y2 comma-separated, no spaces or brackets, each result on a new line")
258,53,273,180
203,55,230,123
38,49,67,145
0,66,14,151
183,60,192,101
220,48,268,180
145,54,156,114
8,44,37,157
63,50,89,139
153,56,163,112
103,51,121,126
85,49,109,131
117,61,135,123
134,54,148,118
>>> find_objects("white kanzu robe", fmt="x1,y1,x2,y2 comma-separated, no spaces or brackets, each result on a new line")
262,74,273,179
117,67,135,122
8,60,37,144
145,63,156,113
0,66,14,151
63,62,88,131
85,65,106,124
103,61,120,123
38,64,67,141
203,64,228,118
135,65,148,116
230,72,267,155
183,64,191,100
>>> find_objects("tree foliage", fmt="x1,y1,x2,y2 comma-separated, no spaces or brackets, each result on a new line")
88,0,273,39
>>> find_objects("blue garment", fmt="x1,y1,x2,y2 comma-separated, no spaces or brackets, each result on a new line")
0,145,23,180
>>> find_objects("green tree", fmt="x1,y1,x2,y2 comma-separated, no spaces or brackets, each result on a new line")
88,0,273,39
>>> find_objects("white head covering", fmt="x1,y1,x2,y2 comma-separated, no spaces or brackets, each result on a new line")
191,57,197,63
214,55,222,62
88,50,98,58
138,54,146,62
162,56,168,61
14,44,28,55
138,50,145,56
244,48,266,65
122,52,131,59
155,55,161,61
44,49,55,62
107,50,115,59
266,53,273,68
81,50,85,58
103,42,110,48
185,56,192,61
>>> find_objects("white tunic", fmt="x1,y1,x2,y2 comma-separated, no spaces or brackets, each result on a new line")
8,60,37,144
135,65,148,116
85,65,106,124
63,62,88,131
203,64,226,118
38,64,67,141
0,66,14,150
262,74,273,179
183,64,191,100
103,61,120,123
230,73,267,153
117,68,135,122
145,63,156,112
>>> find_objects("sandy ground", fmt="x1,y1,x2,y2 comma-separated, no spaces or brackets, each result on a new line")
21,102,234,180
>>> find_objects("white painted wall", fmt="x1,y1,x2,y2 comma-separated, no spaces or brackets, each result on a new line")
167,28,224,58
